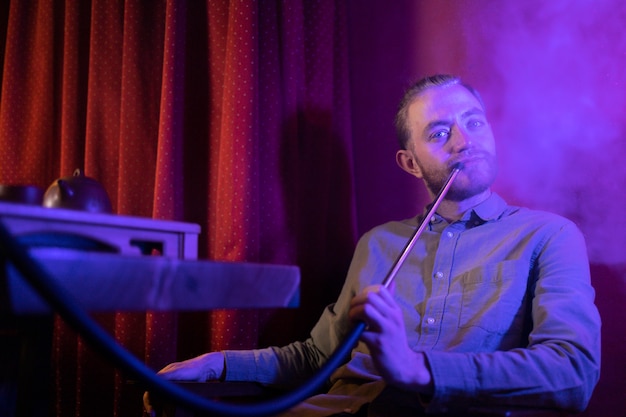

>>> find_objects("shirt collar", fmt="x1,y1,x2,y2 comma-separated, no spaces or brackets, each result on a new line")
425,192,508,227
470,192,507,222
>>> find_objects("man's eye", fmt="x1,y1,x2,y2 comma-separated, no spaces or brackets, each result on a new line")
467,119,485,129
429,130,450,140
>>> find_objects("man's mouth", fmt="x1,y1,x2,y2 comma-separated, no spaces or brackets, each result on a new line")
451,151,488,169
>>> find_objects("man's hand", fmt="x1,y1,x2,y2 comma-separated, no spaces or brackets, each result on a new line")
143,352,225,416
349,285,433,394
157,352,226,382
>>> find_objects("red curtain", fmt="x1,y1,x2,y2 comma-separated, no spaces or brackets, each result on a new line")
0,1,357,415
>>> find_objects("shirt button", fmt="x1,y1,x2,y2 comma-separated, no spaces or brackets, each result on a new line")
426,317,436,324
434,271,444,279
446,231,454,238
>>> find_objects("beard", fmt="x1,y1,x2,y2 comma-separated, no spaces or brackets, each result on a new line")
421,153,498,201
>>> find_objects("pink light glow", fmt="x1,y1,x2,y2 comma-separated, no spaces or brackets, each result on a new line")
410,0,626,265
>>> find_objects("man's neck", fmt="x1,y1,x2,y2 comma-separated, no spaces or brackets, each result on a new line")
435,189,492,222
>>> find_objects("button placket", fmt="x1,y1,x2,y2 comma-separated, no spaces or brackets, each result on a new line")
421,224,461,344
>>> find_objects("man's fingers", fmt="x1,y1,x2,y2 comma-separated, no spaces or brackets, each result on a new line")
350,299,388,332
143,391,156,416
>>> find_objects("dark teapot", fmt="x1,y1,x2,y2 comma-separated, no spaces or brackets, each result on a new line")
43,169,113,213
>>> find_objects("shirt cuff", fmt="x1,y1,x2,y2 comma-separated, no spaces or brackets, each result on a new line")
423,350,477,412
222,348,281,384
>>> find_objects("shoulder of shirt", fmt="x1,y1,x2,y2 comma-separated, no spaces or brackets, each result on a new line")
501,205,576,226
488,204,586,244
356,219,415,245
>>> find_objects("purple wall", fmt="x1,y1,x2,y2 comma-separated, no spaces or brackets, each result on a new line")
348,1,625,416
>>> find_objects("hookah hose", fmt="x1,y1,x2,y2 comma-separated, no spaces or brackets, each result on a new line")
0,164,460,417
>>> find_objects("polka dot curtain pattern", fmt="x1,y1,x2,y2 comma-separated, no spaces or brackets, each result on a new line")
0,1,357,415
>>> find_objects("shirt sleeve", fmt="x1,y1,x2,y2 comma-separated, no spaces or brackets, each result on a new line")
423,221,601,413
222,339,329,387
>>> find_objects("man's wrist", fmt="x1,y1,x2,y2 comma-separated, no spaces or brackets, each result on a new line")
414,352,434,394
199,352,225,381
396,352,433,394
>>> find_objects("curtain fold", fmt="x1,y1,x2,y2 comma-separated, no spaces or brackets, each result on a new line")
203,0,262,353
0,1,356,415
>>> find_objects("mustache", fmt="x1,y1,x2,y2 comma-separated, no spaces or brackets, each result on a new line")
448,149,493,170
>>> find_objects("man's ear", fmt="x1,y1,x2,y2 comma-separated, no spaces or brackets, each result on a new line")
396,149,423,178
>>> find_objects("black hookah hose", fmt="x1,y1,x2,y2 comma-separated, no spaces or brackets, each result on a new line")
0,219,364,417
0,163,460,417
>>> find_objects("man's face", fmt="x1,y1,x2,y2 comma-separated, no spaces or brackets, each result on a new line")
398,84,498,201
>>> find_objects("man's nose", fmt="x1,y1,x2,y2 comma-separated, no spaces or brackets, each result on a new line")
450,125,472,151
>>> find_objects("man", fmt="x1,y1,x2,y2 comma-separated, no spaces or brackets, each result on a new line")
146,75,601,416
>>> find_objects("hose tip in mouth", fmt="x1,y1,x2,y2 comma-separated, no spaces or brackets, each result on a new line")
451,161,465,171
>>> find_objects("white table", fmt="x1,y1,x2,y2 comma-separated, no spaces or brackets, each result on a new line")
0,201,200,260
0,201,300,312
